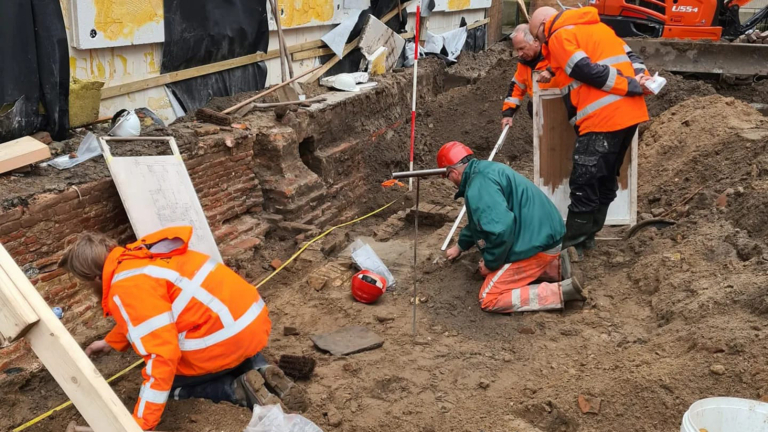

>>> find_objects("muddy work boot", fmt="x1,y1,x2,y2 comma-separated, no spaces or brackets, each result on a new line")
233,370,283,408
562,211,595,250
561,276,586,302
583,204,611,251
259,365,309,412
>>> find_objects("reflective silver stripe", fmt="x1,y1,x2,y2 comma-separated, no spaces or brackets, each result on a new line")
597,54,629,66
632,62,647,70
179,298,266,351
623,44,631,53
565,50,587,75
569,94,624,125
528,286,540,309
146,354,156,376
114,263,234,326
113,295,147,355
511,289,522,310
480,264,511,301
505,97,522,105
512,78,527,91
140,384,169,404
133,311,174,339
601,67,617,92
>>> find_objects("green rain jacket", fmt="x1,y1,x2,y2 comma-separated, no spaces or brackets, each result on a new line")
456,160,565,271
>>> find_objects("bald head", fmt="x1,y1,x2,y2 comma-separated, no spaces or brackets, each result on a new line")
529,7,558,43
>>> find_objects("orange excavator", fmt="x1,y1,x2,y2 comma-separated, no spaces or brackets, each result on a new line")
582,0,768,74
593,0,768,39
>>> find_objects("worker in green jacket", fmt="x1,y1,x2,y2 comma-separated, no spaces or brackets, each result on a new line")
438,141,586,313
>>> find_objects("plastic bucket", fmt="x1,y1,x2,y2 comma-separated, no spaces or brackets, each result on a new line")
680,397,768,432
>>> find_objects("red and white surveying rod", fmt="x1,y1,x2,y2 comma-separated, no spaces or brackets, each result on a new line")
408,5,421,191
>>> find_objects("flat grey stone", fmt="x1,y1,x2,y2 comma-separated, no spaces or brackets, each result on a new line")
310,326,384,356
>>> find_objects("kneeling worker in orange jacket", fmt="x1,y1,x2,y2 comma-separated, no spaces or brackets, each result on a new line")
529,6,651,256
59,226,305,430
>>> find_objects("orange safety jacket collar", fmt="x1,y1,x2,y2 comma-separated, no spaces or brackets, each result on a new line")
544,7,601,44
101,226,194,317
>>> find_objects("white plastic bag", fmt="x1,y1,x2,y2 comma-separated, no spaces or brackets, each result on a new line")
47,132,101,169
243,404,323,432
350,239,396,288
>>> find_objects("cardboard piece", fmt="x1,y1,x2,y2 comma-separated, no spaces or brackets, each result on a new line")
310,326,384,356
359,15,405,72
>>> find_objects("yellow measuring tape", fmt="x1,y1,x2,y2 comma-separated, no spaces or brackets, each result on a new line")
13,198,399,432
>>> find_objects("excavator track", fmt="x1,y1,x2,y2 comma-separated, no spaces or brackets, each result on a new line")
626,38,768,75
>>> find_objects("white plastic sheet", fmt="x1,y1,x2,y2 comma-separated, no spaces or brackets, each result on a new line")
46,132,101,169
350,239,396,288
243,404,323,432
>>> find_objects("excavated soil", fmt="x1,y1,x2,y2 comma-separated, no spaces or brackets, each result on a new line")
5,47,768,432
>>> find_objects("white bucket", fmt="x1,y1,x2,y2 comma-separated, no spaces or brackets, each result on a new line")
680,397,768,432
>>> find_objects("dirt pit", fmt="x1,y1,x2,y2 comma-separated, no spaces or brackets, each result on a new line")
4,46,768,432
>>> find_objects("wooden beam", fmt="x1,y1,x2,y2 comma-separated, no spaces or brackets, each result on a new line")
0,244,142,432
0,136,52,175
0,265,38,342
292,47,335,61
100,40,330,100
468,18,490,30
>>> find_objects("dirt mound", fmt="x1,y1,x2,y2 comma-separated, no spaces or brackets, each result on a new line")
639,94,768,216
646,71,716,118
717,78,768,105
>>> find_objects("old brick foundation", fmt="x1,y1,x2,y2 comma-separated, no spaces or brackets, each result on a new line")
0,61,445,380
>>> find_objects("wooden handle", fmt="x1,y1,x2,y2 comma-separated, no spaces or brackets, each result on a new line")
222,65,322,114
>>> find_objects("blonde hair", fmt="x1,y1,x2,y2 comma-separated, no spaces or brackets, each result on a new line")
59,232,117,282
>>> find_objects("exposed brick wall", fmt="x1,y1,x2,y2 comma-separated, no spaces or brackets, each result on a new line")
0,129,267,380
0,62,446,381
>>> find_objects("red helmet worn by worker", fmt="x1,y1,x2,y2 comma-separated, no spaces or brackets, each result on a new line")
437,141,473,168
351,270,387,303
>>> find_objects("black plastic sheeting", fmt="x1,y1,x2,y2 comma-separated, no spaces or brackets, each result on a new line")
0,0,69,143
162,0,270,113
464,25,487,53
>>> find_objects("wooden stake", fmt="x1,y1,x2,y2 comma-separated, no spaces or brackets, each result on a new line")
0,245,142,432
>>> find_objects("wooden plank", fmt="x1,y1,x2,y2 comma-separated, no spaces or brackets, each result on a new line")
0,244,142,432
0,136,51,174
101,39,331,100
488,0,503,43
292,47,335,61
0,264,38,341
468,18,490,30
101,50,281,99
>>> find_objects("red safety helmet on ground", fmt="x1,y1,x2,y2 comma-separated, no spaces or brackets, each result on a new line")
437,141,473,169
351,270,387,304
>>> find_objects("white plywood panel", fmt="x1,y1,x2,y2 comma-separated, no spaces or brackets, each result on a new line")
99,138,223,263
532,82,637,226
69,0,164,49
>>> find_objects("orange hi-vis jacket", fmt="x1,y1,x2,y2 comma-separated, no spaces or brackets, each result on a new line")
101,226,271,430
502,54,560,117
542,7,649,135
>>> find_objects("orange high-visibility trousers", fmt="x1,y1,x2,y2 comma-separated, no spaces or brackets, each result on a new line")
479,247,564,313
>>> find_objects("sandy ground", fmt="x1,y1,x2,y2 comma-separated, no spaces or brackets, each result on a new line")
4,45,768,432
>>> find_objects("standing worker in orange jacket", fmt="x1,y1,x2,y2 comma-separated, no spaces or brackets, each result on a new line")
529,6,652,256
59,226,306,430
501,23,560,128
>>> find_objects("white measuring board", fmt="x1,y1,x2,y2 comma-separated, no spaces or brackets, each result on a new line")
98,137,223,263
